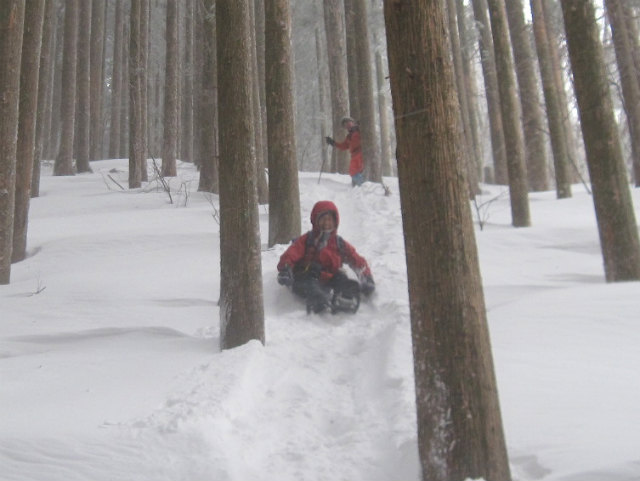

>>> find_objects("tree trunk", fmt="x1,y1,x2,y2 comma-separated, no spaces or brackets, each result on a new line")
0,0,25,284
89,0,105,160
505,0,549,191
315,28,330,175
455,0,483,180
180,0,194,163
542,0,582,181
265,0,301,246
606,0,640,186
13,0,45,264
561,0,640,282
487,0,531,227
249,0,269,204
323,0,350,174
343,0,359,120
129,0,147,188
383,1,511,479
217,0,265,349
375,48,392,177
352,0,381,182
530,0,572,198
197,0,219,193
108,0,123,159
75,0,92,173
446,0,480,196
471,0,508,184
33,0,58,198
54,0,78,176
161,0,178,177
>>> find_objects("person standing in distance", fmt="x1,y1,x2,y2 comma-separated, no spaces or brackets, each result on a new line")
326,117,364,187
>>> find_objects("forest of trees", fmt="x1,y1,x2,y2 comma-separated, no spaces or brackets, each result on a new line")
1,0,640,480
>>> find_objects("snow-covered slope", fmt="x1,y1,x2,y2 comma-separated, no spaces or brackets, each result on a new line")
1,159,639,481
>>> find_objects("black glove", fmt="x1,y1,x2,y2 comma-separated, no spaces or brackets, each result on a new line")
360,275,375,296
325,136,335,146
278,266,293,286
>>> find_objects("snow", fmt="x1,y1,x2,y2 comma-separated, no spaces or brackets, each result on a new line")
1,158,639,481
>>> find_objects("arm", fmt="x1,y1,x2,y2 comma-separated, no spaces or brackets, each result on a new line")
277,234,308,271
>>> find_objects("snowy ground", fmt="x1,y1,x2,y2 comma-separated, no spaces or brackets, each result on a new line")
1,159,639,481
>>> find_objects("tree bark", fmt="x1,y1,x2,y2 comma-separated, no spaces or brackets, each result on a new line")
75,0,92,173
108,0,123,159
530,0,572,198
561,0,640,282
89,0,105,161
323,0,350,174
383,1,511,479
217,0,265,349
33,0,58,198
471,0,508,184
0,0,25,284
265,0,301,246
343,0,359,120
487,0,531,227
375,48,392,177
129,0,147,188
161,0,178,177
54,0,78,176
13,0,45,264
352,0,381,182
606,0,640,186
197,0,219,193
505,0,548,191
446,0,480,196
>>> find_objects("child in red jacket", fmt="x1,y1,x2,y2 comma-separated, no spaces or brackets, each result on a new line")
326,117,365,187
277,200,375,313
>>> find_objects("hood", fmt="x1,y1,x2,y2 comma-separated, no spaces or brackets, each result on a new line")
310,200,340,230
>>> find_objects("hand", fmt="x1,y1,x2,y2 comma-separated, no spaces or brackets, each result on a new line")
361,275,375,296
325,136,335,146
278,266,293,286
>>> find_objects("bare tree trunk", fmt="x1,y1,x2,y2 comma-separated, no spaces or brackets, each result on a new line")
323,0,350,174
315,28,330,174
108,0,123,159
75,0,92,173
530,0,572,198
161,0,178,177
54,0,78,176
343,0,359,121
352,0,381,182
487,0,531,227
13,0,45,264
249,0,269,204
217,0,265,349
180,0,194,163
129,0,147,188
606,0,640,186
471,0,508,184
197,0,219,193
47,5,65,160
505,0,549,191
561,0,640,282
265,0,301,246
383,1,512,479
0,0,25,284
455,0,483,179
119,18,129,159
542,0,582,181
446,0,480,196
89,0,105,160
33,0,58,198
254,0,269,177
375,48,392,177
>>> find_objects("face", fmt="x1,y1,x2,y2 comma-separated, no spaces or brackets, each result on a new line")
342,120,353,130
318,213,336,232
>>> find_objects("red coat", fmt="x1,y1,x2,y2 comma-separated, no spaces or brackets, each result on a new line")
277,201,372,284
334,126,363,177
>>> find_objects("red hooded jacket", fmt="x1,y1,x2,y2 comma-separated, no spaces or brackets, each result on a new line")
277,201,372,284
334,126,363,177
